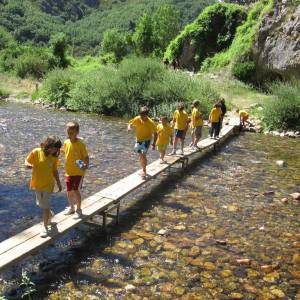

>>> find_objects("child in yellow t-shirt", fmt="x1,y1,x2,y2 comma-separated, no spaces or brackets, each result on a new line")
209,103,222,139
153,116,173,164
236,109,252,128
170,102,189,155
25,136,62,237
128,106,156,179
190,100,203,149
63,122,89,216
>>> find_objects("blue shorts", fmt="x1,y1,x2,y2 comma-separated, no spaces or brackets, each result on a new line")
175,129,186,139
134,140,150,154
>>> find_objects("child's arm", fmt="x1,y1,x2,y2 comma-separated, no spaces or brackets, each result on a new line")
127,124,133,132
83,155,89,169
152,133,157,150
24,159,33,169
53,170,62,192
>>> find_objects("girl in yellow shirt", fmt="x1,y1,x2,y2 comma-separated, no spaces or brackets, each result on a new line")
190,100,203,149
25,136,62,238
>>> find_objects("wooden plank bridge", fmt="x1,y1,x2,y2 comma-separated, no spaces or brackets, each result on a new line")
0,121,239,271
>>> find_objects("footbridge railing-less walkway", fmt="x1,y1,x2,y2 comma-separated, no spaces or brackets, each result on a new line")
0,119,240,271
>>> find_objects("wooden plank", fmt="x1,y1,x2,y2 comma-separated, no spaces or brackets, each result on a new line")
0,197,114,270
0,191,104,256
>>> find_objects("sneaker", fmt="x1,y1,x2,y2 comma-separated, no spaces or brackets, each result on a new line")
40,226,49,238
64,207,75,215
169,150,176,155
177,150,184,155
159,159,165,164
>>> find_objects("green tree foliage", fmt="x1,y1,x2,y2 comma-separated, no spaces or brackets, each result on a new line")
133,13,154,56
0,26,15,50
164,3,247,70
202,0,274,83
101,29,129,62
50,33,70,68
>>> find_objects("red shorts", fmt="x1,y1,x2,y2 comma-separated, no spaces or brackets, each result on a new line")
65,176,83,191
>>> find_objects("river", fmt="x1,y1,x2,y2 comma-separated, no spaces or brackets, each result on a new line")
0,102,300,299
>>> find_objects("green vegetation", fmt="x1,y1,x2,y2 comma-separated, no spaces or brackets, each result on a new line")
202,0,274,82
0,88,9,98
39,57,219,117
164,3,246,70
260,81,300,131
0,0,215,56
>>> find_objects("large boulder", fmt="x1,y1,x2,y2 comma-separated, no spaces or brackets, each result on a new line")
253,1,300,80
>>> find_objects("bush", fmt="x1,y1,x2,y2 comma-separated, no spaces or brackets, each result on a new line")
40,69,77,108
41,57,219,117
232,61,256,82
261,81,300,130
0,88,9,98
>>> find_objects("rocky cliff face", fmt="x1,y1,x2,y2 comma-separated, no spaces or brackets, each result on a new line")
253,1,300,80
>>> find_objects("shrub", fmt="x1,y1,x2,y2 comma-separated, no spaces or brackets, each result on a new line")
164,3,247,70
40,69,77,108
41,57,219,117
0,88,9,98
261,81,300,130
232,61,256,82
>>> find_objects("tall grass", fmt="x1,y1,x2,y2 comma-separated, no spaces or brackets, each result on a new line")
261,81,300,130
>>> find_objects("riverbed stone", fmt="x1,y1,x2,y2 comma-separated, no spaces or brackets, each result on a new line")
290,193,300,200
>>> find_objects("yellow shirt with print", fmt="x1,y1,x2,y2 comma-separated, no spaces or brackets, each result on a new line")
209,107,222,123
191,107,203,128
156,123,173,146
26,148,59,193
63,139,88,176
173,110,189,130
128,116,156,142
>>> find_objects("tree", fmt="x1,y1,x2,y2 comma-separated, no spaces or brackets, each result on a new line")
133,13,154,56
50,32,69,68
0,26,15,50
101,29,129,62
152,5,180,56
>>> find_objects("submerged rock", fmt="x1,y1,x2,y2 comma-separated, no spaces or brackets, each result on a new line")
290,192,300,200
276,160,287,167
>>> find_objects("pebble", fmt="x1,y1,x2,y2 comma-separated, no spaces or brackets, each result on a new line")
276,160,287,167
158,229,167,235
236,258,251,265
280,198,288,204
290,192,300,200
125,284,136,291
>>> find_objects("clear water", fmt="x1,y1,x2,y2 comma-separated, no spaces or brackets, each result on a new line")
0,102,300,299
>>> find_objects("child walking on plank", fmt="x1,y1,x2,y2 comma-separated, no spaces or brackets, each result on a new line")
128,106,157,179
152,115,173,164
25,136,62,237
190,100,203,149
63,121,89,217
209,103,222,139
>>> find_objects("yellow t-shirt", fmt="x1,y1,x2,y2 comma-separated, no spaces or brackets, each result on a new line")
63,139,88,176
26,148,59,193
191,107,203,128
156,123,173,146
173,110,189,130
240,110,249,119
209,107,222,123
128,116,156,142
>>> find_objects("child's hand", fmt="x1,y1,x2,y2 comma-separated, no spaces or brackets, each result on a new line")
82,163,89,170
25,164,33,169
152,144,156,150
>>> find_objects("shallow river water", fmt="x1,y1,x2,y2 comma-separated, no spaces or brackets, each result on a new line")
0,102,300,300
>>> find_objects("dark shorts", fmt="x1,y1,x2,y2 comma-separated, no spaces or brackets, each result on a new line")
65,176,83,192
134,140,150,154
175,129,186,139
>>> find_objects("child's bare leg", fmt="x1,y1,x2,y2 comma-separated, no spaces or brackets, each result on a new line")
160,150,166,161
74,190,82,210
180,138,185,151
43,208,50,227
139,153,147,176
173,137,178,151
67,191,76,210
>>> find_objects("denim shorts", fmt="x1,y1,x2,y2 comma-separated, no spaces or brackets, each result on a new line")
175,129,186,139
134,140,151,154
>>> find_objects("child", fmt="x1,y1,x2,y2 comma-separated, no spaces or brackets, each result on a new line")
170,102,189,155
190,100,203,149
152,116,173,163
25,136,62,238
209,103,222,139
218,97,227,129
236,109,252,128
63,121,89,216
128,106,156,179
